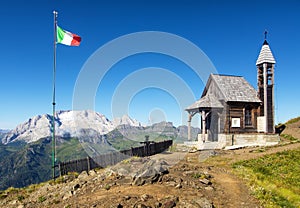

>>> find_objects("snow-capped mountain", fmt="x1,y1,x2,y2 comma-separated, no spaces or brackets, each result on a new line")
2,110,140,144
112,115,141,127
0,129,10,133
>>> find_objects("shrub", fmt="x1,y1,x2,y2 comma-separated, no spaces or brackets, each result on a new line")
38,195,46,203
17,195,25,201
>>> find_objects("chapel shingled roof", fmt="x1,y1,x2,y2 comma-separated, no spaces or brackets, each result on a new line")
186,94,223,110
210,74,261,103
186,74,261,111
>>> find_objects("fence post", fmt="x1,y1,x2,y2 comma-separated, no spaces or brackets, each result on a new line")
58,163,61,177
87,157,90,174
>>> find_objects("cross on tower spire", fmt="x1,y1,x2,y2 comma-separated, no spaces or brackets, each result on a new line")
264,30,268,40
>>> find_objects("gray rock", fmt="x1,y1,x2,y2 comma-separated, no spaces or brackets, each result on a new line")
78,171,89,180
194,197,214,208
199,178,211,185
73,183,80,190
183,170,194,176
155,202,162,208
178,197,213,208
124,195,131,200
162,200,176,208
204,186,214,191
177,201,197,208
141,194,151,201
133,204,148,208
166,181,177,187
161,196,178,208
62,191,73,200
132,160,169,186
89,169,97,176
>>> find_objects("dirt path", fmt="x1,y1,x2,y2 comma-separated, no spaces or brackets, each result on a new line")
209,168,260,208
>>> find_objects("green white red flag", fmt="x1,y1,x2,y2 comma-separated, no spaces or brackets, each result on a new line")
56,26,81,46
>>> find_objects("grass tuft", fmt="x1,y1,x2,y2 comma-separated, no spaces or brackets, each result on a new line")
38,195,46,203
285,117,300,125
281,134,299,142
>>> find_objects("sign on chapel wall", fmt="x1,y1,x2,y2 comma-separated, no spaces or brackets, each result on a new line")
231,118,240,128
257,116,266,132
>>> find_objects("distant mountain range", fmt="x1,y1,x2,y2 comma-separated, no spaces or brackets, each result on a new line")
2,110,141,144
0,110,200,190
0,129,10,133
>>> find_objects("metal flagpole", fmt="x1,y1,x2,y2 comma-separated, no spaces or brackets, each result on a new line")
52,10,58,180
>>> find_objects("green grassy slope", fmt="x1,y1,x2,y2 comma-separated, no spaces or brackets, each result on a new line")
233,148,300,208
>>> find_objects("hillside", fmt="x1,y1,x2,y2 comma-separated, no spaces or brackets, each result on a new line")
0,117,299,207
281,117,300,141
0,141,299,207
1,115,299,207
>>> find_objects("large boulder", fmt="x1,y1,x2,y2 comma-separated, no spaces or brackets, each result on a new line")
107,157,169,186
132,159,169,185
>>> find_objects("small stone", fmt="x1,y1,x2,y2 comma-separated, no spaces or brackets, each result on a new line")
10,200,17,205
124,195,131,200
166,181,176,187
141,194,150,201
204,186,214,191
194,197,214,208
89,170,97,176
183,171,194,176
199,178,211,185
162,200,176,208
177,200,195,208
133,204,147,208
116,204,123,208
62,191,73,200
73,183,80,190
175,178,183,184
78,171,89,180
155,202,162,208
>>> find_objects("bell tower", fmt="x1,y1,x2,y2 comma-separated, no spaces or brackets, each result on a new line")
256,31,276,133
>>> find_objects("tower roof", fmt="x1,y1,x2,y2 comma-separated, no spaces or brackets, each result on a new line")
256,40,276,65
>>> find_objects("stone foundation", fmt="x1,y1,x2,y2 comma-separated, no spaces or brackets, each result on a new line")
193,133,280,150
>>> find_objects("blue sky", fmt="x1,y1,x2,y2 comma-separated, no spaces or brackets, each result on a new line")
0,0,299,129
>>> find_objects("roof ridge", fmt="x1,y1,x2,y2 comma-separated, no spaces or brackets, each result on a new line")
212,74,243,77
210,74,229,101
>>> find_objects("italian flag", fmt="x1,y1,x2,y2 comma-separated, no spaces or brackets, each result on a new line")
56,26,81,46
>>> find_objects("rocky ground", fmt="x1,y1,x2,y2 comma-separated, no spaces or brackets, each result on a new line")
1,140,300,208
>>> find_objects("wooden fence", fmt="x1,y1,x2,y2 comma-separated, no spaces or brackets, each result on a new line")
58,140,173,176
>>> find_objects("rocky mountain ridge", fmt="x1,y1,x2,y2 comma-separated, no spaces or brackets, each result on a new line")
2,110,200,145
2,110,141,145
